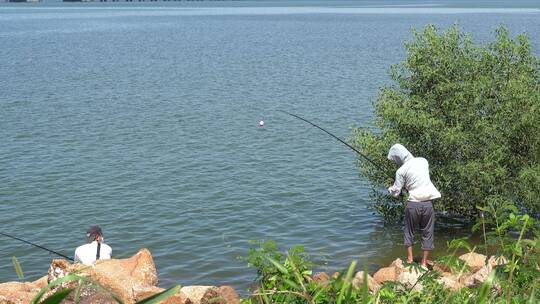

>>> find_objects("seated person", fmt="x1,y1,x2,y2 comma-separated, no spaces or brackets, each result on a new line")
74,226,112,265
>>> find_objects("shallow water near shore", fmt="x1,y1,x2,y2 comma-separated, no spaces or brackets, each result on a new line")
1,0,539,292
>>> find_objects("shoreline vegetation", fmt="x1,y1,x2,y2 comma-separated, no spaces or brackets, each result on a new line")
1,24,538,303
0,201,538,303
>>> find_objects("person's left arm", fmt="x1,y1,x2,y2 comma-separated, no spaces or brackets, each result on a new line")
388,169,405,197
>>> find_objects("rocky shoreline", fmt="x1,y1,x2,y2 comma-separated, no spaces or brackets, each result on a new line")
0,248,506,304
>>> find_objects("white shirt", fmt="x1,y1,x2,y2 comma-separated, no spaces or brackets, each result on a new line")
74,241,112,265
387,144,441,202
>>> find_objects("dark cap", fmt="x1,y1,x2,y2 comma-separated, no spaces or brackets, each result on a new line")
86,226,102,243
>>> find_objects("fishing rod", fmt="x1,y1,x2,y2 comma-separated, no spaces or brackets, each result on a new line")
1,232,74,261
279,110,390,175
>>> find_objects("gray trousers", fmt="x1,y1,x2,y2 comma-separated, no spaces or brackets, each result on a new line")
404,200,435,250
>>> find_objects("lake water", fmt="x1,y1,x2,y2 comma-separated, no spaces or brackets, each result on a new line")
1,0,538,291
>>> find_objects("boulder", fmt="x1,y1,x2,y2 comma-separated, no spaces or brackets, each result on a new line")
488,256,508,269
48,258,72,282
0,281,42,304
390,258,407,274
218,286,240,304
459,273,475,288
135,286,192,304
461,265,492,288
47,248,159,304
396,267,425,292
310,272,330,287
471,265,491,285
432,261,452,274
352,271,381,292
436,273,462,291
181,286,224,304
33,276,48,289
67,287,118,304
0,275,50,304
373,267,398,284
458,252,487,272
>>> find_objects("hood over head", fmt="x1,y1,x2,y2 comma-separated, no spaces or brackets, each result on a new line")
387,144,414,166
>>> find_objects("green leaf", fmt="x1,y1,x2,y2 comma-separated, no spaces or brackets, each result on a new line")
266,257,289,275
337,260,357,304
528,288,536,304
12,256,24,280
283,278,300,290
40,288,74,304
476,272,495,304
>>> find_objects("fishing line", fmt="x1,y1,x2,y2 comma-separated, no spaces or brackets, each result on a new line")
1,232,74,261
278,110,391,176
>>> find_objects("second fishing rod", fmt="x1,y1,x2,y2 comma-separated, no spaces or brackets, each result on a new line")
0,232,74,261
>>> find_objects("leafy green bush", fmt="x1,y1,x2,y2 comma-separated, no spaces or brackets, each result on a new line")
475,201,540,301
350,25,540,220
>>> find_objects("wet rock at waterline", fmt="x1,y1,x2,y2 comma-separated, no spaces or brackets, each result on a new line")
218,286,241,304
352,271,381,292
310,272,331,287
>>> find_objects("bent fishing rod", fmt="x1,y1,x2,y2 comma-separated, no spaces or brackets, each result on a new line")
279,110,390,176
0,232,74,261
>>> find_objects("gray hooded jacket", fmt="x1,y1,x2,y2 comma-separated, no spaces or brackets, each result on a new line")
387,144,441,202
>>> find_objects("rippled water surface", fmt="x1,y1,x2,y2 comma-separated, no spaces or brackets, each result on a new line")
1,0,539,291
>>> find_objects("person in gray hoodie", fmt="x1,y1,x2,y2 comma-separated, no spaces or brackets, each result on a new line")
387,144,441,267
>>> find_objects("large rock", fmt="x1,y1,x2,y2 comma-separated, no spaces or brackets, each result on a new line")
0,282,40,304
436,273,462,291
371,258,409,285
488,255,508,269
0,276,50,304
352,271,381,292
218,286,240,304
432,261,452,274
310,272,330,287
33,276,48,289
396,267,425,292
461,265,492,288
47,248,159,304
459,252,487,272
135,286,192,304
373,267,398,284
390,258,407,274
181,286,224,304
